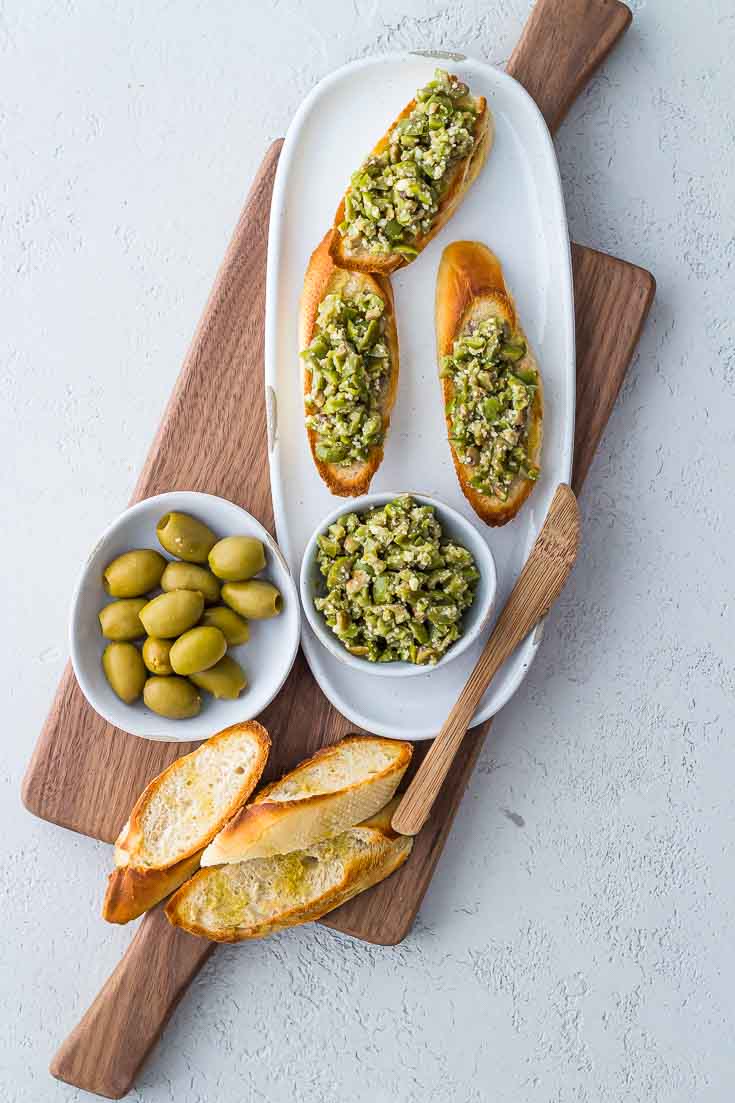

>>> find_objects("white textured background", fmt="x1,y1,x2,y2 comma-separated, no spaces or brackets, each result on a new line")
3,1,734,1100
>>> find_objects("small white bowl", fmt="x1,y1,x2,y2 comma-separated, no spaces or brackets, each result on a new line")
300,491,497,678
70,491,300,741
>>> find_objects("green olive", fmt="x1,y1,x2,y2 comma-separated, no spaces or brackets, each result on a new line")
199,605,250,646
143,675,201,719
161,561,221,605
98,598,147,641
102,642,147,703
169,626,227,676
222,579,283,619
190,655,247,700
156,512,216,564
139,590,204,638
103,549,166,597
208,536,266,581
142,636,174,676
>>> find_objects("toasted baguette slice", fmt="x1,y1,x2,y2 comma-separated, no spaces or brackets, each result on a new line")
200,734,412,866
102,721,270,924
299,232,399,497
436,241,543,526
165,798,412,941
329,84,492,275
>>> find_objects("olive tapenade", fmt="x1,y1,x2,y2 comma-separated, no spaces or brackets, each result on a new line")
337,70,480,258
302,288,390,466
442,317,539,501
314,495,479,665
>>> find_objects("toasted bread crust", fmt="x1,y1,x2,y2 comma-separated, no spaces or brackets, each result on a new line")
436,241,543,526
200,734,413,866
165,820,413,942
102,852,203,924
329,89,492,274
299,233,400,497
102,721,271,924
254,734,412,803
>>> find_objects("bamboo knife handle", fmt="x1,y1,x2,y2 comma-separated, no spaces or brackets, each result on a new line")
393,485,580,836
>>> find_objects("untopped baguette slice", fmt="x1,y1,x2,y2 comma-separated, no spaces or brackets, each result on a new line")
165,797,412,942
436,241,543,527
102,721,270,924
200,734,412,867
329,74,492,275
299,232,400,497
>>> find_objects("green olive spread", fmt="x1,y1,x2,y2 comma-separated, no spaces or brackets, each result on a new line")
303,289,390,465
337,69,479,257
442,317,539,501
314,494,479,664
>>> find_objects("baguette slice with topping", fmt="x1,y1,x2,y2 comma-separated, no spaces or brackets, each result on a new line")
200,734,412,866
165,798,412,942
300,232,400,497
329,70,492,275
437,241,543,526
102,721,270,924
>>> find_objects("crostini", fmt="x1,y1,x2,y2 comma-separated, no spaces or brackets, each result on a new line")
165,798,412,942
101,722,270,924
330,69,492,274
200,734,412,865
299,231,399,497
436,241,543,526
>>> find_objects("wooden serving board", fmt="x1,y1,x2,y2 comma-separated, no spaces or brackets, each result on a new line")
21,1,653,1097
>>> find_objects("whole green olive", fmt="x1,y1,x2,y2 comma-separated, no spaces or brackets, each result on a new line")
142,636,174,676
161,561,221,605
169,626,227,676
208,536,266,581
190,655,247,700
199,605,250,646
222,579,283,619
102,642,147,703
98,598,147,641
143,675,201,719
156,512,216,564
103,549,166,597
139,590,204,638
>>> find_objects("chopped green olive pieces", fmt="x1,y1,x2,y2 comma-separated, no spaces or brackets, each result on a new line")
314,495,478,665
302,289,390,467
443,316,538,501
337,69,479,256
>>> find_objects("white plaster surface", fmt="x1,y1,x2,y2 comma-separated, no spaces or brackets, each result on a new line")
2,1,734,1100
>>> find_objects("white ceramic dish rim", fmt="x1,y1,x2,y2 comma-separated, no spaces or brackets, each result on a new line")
265,51,575,739
299,491,497,678
69,491,301,741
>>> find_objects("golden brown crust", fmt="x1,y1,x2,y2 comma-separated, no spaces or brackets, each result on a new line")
299,233,400,496
164,826,412,942
254,734,412,802
202,734,413,865
328,88,492,274
102,851,203,924
113,721,271,870
436,241,543,526
103,721,271,924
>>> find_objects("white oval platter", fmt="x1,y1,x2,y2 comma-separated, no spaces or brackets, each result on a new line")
265,52,574,740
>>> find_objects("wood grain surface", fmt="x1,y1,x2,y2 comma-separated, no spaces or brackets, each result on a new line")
34,0,657,1095
507,0,633,132
50,907,214,1100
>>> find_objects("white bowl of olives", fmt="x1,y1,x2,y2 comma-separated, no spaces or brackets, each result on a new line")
70,491,300,741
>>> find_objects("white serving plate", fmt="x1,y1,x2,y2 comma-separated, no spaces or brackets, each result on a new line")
265,52,574,740
69,491,300,741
